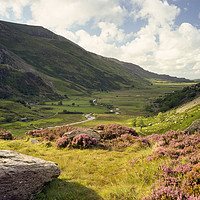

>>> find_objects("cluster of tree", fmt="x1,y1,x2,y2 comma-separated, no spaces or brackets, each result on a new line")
146,83,200,113
58,109,83,114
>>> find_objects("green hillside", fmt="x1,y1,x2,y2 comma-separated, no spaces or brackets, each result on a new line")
0,64,60,99
0,20,192,100
147,83,200,113
0,20,147,97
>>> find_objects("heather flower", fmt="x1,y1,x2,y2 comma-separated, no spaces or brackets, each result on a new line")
184,164,200,197
99,124,138,140
143,130,200,200
0,129,14,140
94,124,105,130
55,136,71,149
71,134,97,149
25,125,82,141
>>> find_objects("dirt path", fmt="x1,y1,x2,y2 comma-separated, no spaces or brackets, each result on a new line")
176,96,200,113
47,113,95,129
66,113,95,126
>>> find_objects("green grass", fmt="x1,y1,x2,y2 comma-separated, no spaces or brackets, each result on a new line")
73,114,133,128
129,104,200,136
1,20,152,97
92,85,189,115
0,139,168,200
0,83,194,137
0,114,85,137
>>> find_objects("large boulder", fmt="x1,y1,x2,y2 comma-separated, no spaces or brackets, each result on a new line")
185,119,200,133
64,129,101,141
0,150,60,200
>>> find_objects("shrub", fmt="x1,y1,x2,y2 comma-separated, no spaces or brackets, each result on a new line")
98,124,138,140
0,129,14,140
184,164,200,197
25,125,82,141
55,136,71,149
71,134,97,149
144,130,200,199
118,133,137,143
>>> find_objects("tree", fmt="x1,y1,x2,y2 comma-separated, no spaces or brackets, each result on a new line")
89,100,94,106
64,94,68,99
58,101,63,105
136,117,144,131
157,112,165,122
132,118,137,127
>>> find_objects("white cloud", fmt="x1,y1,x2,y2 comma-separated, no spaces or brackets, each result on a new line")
0,0,30,19
130,0,180,26
53,0,200,79
98,22,133,44
115,0,200,79
75,29,122,58
28,0,126,29
0,0,200,79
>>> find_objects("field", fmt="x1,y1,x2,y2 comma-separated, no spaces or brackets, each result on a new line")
0,83,194,137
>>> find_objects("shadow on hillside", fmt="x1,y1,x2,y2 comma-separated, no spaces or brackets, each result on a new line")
34,178,103,200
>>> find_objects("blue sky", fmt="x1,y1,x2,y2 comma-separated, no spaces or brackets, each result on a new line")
0,0,200,79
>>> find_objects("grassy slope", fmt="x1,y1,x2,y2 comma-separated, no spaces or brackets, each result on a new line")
0,20,149,96
0,64,60,99
1,126,199,199
150,83,200,112
0,20,193,99
130,104,200,136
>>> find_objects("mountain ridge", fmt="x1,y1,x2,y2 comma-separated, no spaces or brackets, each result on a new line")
0,20,192,100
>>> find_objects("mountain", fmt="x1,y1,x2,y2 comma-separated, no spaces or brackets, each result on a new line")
109,59,192,83
0,20,192,100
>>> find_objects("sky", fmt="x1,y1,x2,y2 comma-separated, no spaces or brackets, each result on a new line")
0,0,200,80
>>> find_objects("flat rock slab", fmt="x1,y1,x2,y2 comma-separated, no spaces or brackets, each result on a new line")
64,129,101,141
0,150,60,200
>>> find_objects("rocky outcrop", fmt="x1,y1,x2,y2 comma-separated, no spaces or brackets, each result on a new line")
64,129,101,141
0,150,60,200
185,119,200,133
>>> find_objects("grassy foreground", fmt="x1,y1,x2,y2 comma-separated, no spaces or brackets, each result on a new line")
0,137,164,200
1,128,199,200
